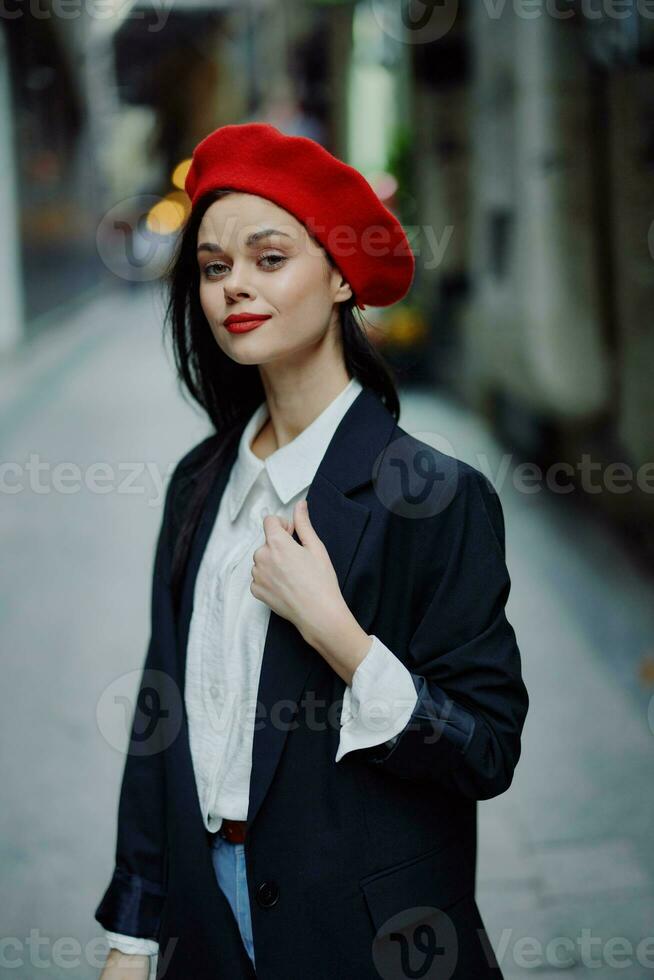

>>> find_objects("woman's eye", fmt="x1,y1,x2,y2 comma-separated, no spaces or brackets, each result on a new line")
259,253,286,269
203,262,229,277
202,254,287,278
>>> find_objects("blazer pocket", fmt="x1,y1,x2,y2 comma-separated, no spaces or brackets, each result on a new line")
359,836,474,937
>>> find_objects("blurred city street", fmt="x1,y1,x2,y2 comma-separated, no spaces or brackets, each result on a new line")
2,283,654,978
4,4,654,972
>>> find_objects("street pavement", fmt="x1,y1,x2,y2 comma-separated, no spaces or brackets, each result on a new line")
2,282,654,979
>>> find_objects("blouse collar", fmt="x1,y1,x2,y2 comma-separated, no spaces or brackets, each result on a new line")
228,376,363,522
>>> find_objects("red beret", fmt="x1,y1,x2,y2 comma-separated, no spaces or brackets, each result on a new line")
184,123,415,309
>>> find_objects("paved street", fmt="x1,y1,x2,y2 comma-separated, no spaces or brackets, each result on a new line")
2,283,654,979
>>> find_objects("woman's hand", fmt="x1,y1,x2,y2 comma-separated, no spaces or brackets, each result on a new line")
250,499,372,684
99,948,150,980
251,499,343,638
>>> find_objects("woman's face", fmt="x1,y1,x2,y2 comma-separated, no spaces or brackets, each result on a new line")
196,192,352,367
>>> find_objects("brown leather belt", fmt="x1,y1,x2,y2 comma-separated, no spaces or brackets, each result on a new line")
218,818,248,844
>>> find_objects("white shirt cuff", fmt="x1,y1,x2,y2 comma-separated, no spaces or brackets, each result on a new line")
105,930,159,956
335,635,418,763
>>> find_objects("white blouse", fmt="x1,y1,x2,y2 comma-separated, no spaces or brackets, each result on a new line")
105,376,418,957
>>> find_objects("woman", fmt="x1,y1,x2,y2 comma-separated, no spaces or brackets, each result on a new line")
95,123,529,980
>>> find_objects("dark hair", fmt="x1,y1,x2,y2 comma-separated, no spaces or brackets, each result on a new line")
161,188,400,611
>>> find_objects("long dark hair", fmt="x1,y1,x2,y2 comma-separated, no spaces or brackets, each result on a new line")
161,188,401,612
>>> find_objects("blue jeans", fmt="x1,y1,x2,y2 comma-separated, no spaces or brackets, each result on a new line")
210,834,256,970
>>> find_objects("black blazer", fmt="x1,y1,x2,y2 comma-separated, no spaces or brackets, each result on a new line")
95,384,529,979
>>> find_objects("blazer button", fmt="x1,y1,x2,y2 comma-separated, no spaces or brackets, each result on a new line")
255,880,279,908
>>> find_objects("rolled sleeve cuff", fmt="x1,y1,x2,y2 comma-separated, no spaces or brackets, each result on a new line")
94,866,165,943
335,635,418,763
105,931,159,957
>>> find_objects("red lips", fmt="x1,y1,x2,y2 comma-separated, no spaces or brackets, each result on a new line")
223,313,272,334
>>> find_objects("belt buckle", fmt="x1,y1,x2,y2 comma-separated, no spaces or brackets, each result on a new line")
220,819,245,843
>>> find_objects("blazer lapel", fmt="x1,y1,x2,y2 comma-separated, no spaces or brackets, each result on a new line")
245,473,371,831
246,386,397,832
175,433,241,663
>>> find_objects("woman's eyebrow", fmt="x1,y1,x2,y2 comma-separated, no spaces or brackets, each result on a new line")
197,229,293,254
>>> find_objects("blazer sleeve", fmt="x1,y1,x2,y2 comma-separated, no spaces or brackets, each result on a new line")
94,460,181,942
356,466,529,801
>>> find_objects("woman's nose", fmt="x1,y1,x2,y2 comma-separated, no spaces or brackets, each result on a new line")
224,282,254,302
222,264,255,302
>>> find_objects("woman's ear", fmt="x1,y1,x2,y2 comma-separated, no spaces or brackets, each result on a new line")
334,277,353,303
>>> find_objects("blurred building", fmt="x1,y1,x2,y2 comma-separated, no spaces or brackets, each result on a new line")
404,1,654,560
2,16,107,346
0,26,23,353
